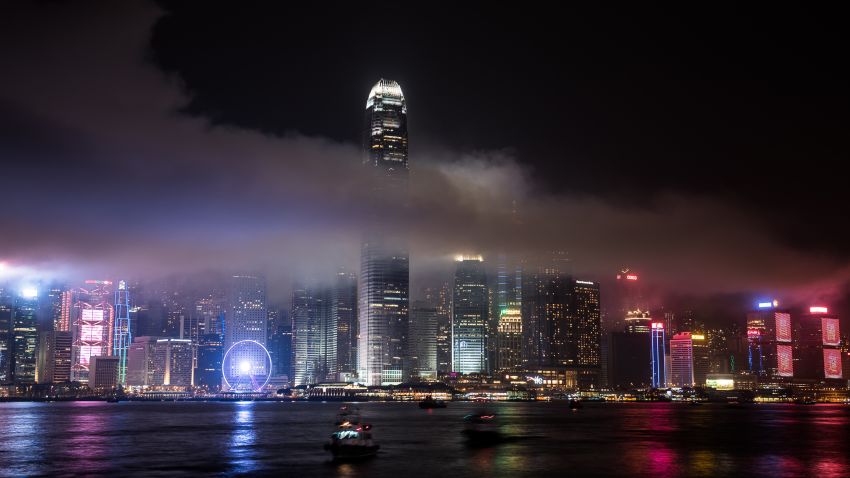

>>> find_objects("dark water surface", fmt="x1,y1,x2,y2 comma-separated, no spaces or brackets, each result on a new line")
1,401,848,477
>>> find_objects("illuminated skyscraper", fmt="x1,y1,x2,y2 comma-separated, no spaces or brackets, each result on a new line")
650,322,666,388
37,330,72,383
0,294,10,383
746,300,793,378
358,79,410,386
452,257,488,374
796,306,842,380
573,280,602,388
522,252,571,368
196,333,224,391
691,333,710,386
224,275,268,389
434,282,452,375
496,303,523,371
152,338,194,386
410,302,437,380
291,283,335,385
11,289,39,383
334,268,358,379
670,332,695,387
113,280,131,385
70,280,113,383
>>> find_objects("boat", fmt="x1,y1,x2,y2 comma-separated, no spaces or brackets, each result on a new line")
419,395,447,409
568,399,583,410
324,406,379,461
106,396,120,403
462,412,503,445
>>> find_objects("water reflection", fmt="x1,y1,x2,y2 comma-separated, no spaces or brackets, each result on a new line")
65,402,109,475
228,401,257,474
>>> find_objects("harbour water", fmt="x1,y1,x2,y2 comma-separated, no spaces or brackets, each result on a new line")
1,401,848,477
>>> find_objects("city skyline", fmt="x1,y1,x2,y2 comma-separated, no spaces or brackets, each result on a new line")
0,2,848,329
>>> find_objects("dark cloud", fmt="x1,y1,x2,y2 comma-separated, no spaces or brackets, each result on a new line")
1,1,849,318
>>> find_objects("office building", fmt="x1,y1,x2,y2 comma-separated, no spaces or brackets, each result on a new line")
452,257,488,374
36,331,72,383
89,355,119,391
358,79,411,386
410,302,437,381
670,332,695,387
196,333,224,391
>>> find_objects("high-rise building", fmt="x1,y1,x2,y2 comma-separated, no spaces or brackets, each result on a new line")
612,268,645,332
746,300,793,378
608,331,651,388
224,275,268,389
670,332,695,387
691,333,710,386
796,306,842,380
358,79,411,386
334,269,358,379
624,310,653,334
521,252,573,369
496,303,523,371
0,295,11,383
410,302,437,381
267,315,292,383
127,336,159,386
89,356,119,391
193,296,225,336
11,289,39,383
36,331,72,383
650,322,666,388
196,333,224,391
434,282,452,375
573,280,602,388
70,280,114,383
113,280,131,385
291,284,336,385
152,338,193,386
452,257,488,374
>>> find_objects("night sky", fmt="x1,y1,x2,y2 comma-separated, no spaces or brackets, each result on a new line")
1,2,848,322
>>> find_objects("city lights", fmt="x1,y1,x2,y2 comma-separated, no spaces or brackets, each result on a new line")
809,306,828,314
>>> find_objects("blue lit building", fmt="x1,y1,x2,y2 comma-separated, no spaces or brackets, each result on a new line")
650,322,666,388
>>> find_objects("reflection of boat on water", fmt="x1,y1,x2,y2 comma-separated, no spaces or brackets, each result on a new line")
325,406,379,461
462,412,503,445
793,398,817,405
419,395,447,409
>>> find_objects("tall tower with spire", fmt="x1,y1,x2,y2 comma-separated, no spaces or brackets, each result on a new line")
358,79,410,385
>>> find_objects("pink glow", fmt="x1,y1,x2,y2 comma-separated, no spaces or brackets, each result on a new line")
809,306,828,314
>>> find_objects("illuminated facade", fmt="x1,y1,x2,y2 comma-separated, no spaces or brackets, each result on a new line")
36,331,72,383
89,356,119,391
613,268,645,332
650,322,666,388
70,280,114,383
691,333,710,386
746,301,793,378
113,280,131,385
152,338,193,386
0,298,12,383
334,269,358,380
11,291,39,383
292,283,335,385
435,282,452,375
796,306,843,380
624,310,652,334
670,332,694,387
573,280,601,370
196,333,224,391
224,275,268,389
452,258,489,374
521,252,571,368
410,303,438,380
358,79,410,386
496,303,523,371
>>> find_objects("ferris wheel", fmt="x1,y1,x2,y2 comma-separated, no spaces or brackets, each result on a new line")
222,340,273,392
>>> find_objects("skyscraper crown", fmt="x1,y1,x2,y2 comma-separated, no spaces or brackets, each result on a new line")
366,78,404,108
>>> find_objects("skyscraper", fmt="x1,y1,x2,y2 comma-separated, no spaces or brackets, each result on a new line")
522,252,571,368
650,322,666,388
291,283,335,385
434,282,452,376
670,332,695,387
36,331,72,383
573,280,602,388
496,302,523,371
334,268,358,380
70,280,113,383
113,280,131,385
796,306,843,380
196,333,224,391
452,257,488,374
0,294,10,383
746,301,793,378
410,302,438,381
358,79,410,386
224,275,268,389
11,289,39,383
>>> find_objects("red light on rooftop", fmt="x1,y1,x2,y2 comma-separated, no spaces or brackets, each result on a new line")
626,274,638,281
809,306,828,314
651,322,664,329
